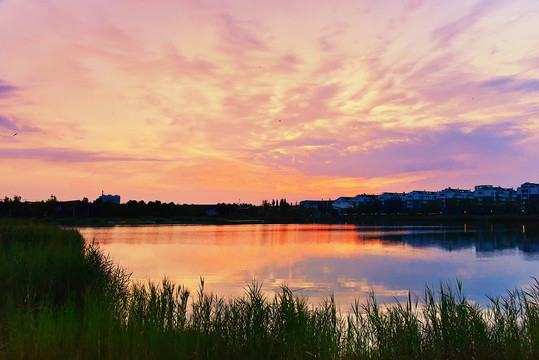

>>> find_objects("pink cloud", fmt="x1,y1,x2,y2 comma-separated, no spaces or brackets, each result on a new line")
0,81,16,97
271,52,303,73
403,0,425,12
162,44,217,79
431,0,507,48
216,13,270,56
1,0,538,203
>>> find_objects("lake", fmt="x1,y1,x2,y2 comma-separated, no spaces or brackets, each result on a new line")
77,223,538,309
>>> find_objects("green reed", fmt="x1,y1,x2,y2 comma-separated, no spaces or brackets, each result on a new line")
1,220,537,359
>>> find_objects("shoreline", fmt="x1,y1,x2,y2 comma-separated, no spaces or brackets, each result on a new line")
39,213,539,227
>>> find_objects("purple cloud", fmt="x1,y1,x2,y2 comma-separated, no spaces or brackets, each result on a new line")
0,148,168,163
514,80,539,92
0,115,42,134
0,81,16,98
217,13,269,55
481,77,539,93
0,115,19,131
253,122,525,178
432,0,505,48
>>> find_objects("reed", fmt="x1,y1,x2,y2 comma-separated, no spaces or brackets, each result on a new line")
1,220,537,359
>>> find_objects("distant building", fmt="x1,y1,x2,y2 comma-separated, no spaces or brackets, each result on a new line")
100,191,121,204
351,194,381,214
300,200,333,216
474,185,516,204
300,200,332,208
377,192,405,205
437,188,474,206
301,181,538,216
496,187,517,202
404,191,437,210
517,182,539,210
353,194,379,205
473,185,493,203
332,197,356,215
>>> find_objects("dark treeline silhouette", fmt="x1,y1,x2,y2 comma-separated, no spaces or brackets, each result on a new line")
0,195,252,220
2,195,539,223
0,196,320,223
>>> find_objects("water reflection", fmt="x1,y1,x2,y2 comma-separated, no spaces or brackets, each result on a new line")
371,225,539,260
77,224,538,310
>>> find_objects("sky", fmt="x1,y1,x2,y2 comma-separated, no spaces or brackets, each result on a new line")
1,0,538,204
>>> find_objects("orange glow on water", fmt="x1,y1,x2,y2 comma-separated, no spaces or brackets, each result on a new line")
77,224,539,307
79,224,445,302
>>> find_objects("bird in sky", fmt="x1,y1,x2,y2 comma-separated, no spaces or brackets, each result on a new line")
13,133,17,136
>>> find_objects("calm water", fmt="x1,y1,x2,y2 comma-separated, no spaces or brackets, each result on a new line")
77,223,538,309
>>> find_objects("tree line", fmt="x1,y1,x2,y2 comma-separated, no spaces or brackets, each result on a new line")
1,195,539,221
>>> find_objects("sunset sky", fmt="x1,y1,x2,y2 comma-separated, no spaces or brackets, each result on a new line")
1,0,538,204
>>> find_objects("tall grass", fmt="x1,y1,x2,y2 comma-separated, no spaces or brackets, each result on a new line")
1,220,538,359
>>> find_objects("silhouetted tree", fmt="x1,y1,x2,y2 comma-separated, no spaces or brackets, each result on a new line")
45,194,59,217
383,198,403,214
526,198,539,214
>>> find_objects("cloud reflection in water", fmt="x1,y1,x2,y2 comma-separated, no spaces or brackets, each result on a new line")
78,224,538,309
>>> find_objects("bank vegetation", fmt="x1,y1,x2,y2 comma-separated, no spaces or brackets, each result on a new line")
1,220,537,359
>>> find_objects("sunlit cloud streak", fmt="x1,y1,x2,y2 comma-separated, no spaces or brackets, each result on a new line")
252,122,526,178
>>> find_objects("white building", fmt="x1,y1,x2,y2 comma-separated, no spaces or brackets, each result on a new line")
404,191,437,210
437,188,474,206
517,182,539,209
474,185,516,203
496,187,517,202
377,192,405,205
332,197,357,215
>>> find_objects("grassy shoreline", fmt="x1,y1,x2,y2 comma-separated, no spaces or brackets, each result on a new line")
1,220,537,359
